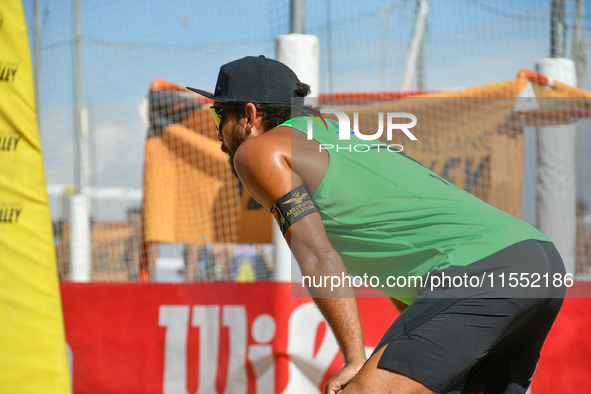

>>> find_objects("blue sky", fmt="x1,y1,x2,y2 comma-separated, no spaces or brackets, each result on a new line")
20,0,591,221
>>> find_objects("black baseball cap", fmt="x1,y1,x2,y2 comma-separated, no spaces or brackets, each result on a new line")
187,55,300,104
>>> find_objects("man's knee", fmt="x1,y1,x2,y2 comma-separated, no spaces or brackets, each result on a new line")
340,369,434,394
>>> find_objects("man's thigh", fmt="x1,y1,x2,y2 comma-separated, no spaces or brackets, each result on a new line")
367,297,557,394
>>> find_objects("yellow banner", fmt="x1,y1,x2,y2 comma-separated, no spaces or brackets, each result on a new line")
0,2,70,393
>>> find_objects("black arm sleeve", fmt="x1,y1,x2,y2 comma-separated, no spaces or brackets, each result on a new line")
270,185,319,234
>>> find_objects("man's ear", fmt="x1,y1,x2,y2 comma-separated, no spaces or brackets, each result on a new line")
244,103,263,134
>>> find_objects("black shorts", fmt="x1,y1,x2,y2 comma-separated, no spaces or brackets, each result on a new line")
373,239,566,394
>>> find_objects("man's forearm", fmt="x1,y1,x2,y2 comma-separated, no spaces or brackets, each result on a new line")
313,296,366,365
300,250,366,365
286,219,366,366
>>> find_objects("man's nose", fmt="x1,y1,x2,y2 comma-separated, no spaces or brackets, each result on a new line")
217,130,223,142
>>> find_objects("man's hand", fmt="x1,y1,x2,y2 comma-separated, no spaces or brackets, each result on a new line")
325,360,365,394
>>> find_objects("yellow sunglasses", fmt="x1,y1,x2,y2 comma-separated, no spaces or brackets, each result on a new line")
210,106,232,130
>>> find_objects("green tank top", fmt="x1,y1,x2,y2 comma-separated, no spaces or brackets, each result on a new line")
281,116,550,299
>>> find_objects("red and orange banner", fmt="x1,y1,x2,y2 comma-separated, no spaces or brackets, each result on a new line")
61,282,591,394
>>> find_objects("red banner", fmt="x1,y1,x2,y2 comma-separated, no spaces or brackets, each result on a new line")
61,282,591,394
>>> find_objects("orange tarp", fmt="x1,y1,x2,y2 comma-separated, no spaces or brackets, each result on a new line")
142,72,591,245
143,104,273,245
338,75,591,217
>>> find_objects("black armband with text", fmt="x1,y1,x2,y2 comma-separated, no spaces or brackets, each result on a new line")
270,185,318,234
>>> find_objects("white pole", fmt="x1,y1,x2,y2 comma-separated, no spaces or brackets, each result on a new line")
276,34,320,97
271,225,292,282
535,58,577,275
71,0,91,281
274,34,320,282
290,0,305,35
400,0,429,92
73,0,84,192
70,194,91,281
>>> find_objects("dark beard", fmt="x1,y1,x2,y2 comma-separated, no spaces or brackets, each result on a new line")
220,123,247,178
220,144,237,177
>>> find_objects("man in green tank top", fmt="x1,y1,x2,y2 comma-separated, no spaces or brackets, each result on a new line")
188,56,566,394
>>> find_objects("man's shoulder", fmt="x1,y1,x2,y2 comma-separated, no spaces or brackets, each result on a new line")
241,126,291,152
234,127,291,170
233,126,295,209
